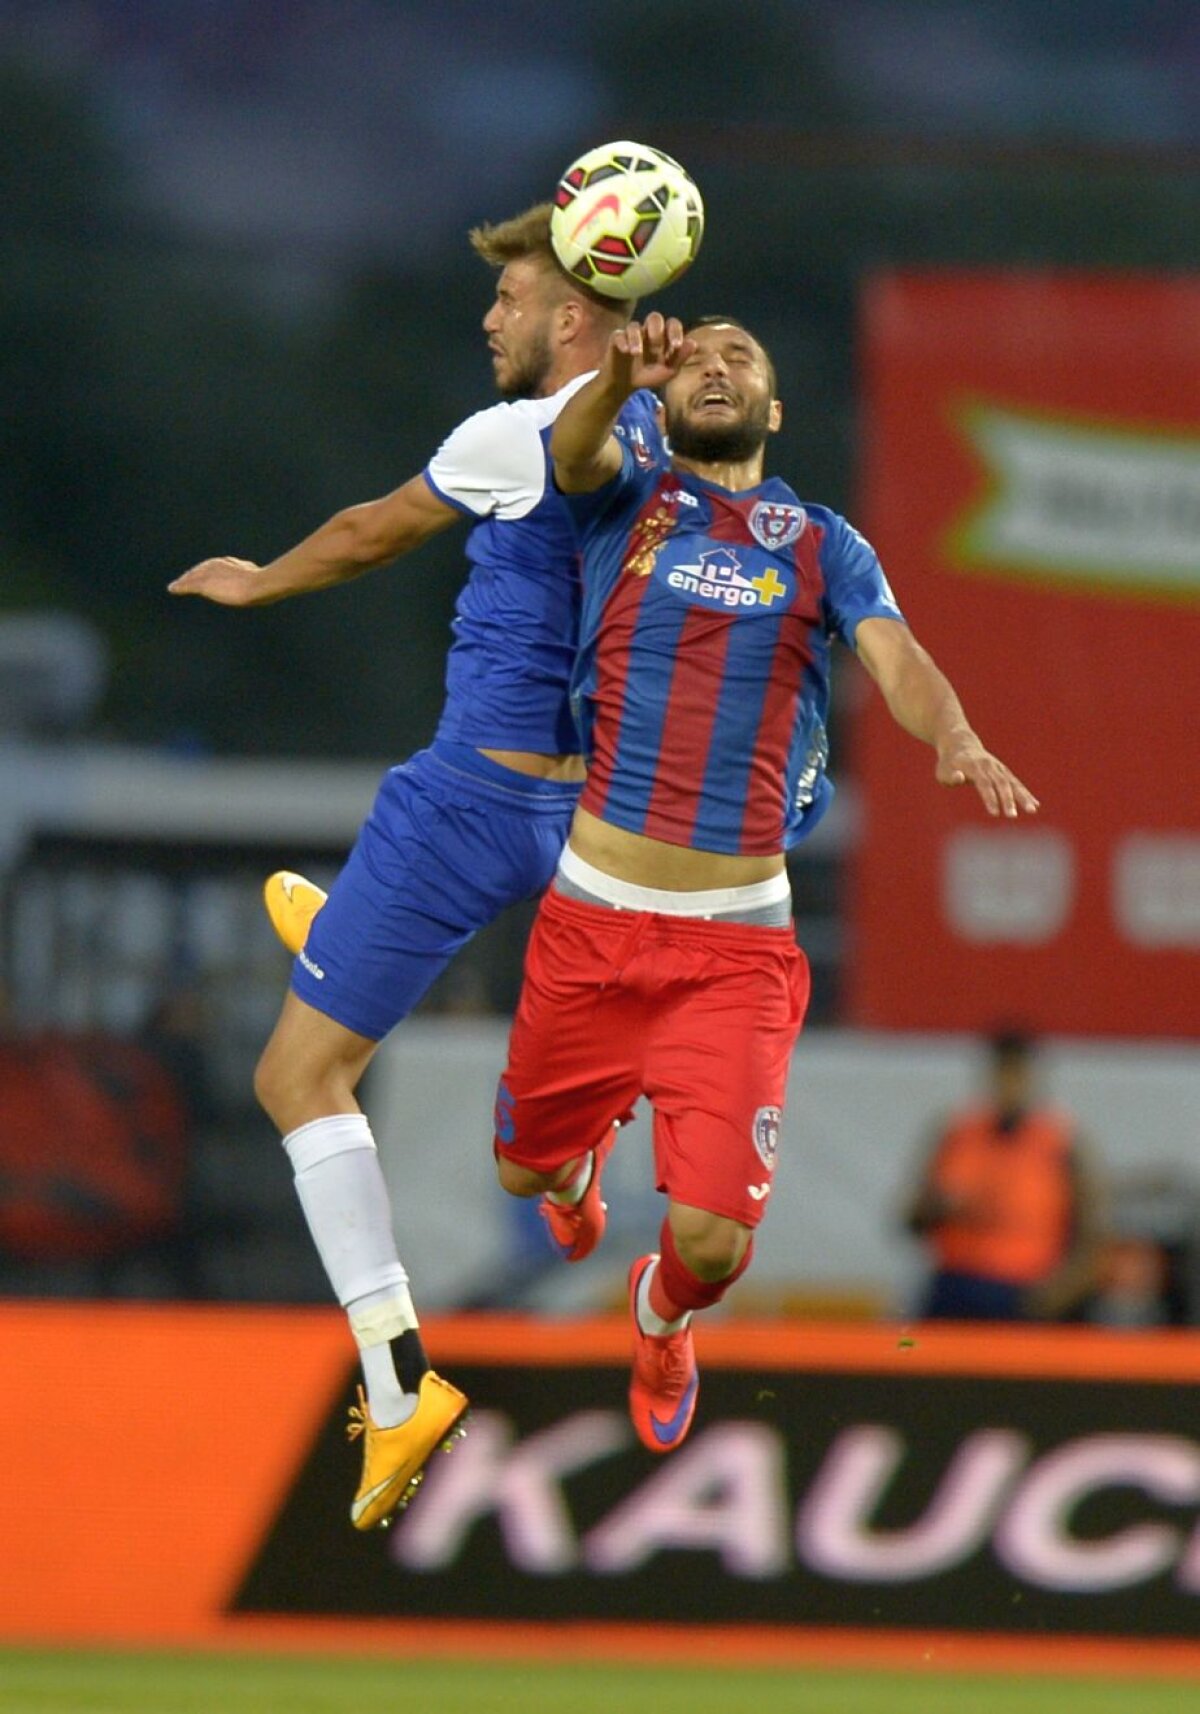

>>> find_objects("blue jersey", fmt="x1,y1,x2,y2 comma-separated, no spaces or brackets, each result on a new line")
423,380,661,754
567,444,905,855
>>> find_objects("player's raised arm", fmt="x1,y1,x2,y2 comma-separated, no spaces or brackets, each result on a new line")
855,616,1040,819
167,475,460,606
551,312,695,493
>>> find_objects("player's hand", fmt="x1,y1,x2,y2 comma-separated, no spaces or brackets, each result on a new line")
936,734,1040,818
605,312,696,393
168,558,266,606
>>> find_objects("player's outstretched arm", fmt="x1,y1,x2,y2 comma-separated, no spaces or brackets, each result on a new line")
855,617,1040,819
167,475,460,606
552,312,695,494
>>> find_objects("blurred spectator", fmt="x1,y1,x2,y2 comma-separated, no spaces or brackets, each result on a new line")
1092,1168,1200,1327
0,980,199,1294
902,1029,1110,1322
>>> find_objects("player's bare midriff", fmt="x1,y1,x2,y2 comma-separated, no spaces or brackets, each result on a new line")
569,805,786,891
478,749,588,783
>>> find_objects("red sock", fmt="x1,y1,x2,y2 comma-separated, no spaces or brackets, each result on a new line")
650,1219,754,1319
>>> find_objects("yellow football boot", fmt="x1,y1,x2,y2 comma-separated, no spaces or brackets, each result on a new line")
346,1371,470,1530
263,870,327,955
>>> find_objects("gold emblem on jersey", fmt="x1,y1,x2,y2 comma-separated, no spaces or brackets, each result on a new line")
624,504,677,578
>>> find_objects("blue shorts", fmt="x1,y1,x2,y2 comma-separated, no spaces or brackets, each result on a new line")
291,741,581,1040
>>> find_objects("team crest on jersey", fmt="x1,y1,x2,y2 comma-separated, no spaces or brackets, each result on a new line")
749,501,807,551
752,1106,781,1173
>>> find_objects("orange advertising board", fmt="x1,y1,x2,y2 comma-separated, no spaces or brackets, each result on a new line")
4,1302,1200,1676
849,274,1200,1036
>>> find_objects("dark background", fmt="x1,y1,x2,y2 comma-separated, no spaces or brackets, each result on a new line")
0,2,1196,1310
3,0,1197,760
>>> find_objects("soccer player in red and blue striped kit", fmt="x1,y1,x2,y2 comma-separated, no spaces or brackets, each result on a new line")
494,311,1040,1454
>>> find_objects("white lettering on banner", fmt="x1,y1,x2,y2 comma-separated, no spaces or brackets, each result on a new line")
1173,1514,1200,1592
952,405,1200,594
993,1434,1200,1593
391,1409,630,1573
1113,834,1200,949
943,828,1075,944
389,1412,1200,1597
583,1424,789,1578
795,1426,1030,1581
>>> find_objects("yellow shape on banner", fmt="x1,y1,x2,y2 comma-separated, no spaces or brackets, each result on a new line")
946,401,1200,601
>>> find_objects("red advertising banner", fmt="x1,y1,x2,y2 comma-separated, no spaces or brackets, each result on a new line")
848,274,1200,1037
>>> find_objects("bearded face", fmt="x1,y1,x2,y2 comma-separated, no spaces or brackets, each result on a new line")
483,259,559,399
665,389,774,462
495,323,554,399
662,325,777,465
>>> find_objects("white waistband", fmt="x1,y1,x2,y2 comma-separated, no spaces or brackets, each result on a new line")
558,842,791,917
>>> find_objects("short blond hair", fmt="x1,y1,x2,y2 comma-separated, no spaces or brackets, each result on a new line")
468,201,557,268
469,202,634,318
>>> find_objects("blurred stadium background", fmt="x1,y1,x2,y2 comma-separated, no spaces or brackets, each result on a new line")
0,2,1198,1708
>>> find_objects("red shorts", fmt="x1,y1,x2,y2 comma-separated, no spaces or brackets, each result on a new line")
494,887,810,1227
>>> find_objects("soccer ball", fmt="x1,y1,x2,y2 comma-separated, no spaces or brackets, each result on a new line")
550,140,704,300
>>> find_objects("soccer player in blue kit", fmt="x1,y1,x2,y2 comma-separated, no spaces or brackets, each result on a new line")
169,205,659,1528
493,312,1040,1454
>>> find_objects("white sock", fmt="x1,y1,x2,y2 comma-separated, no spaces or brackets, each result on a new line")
357,1342,417,1429
284,1114,419,1428
348,1287,422,1429
636,1256,692,1336
545,1149,594,1208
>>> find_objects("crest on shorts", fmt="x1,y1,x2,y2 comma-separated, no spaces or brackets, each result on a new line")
752,1105,781,1173
749,501,806,551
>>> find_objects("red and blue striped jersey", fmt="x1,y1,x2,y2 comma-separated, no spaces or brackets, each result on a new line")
567,443,905,855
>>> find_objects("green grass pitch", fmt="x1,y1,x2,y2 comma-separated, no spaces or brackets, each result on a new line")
3,1651,1200,1714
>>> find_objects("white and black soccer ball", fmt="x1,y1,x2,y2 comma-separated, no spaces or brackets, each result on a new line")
550,140,704,301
